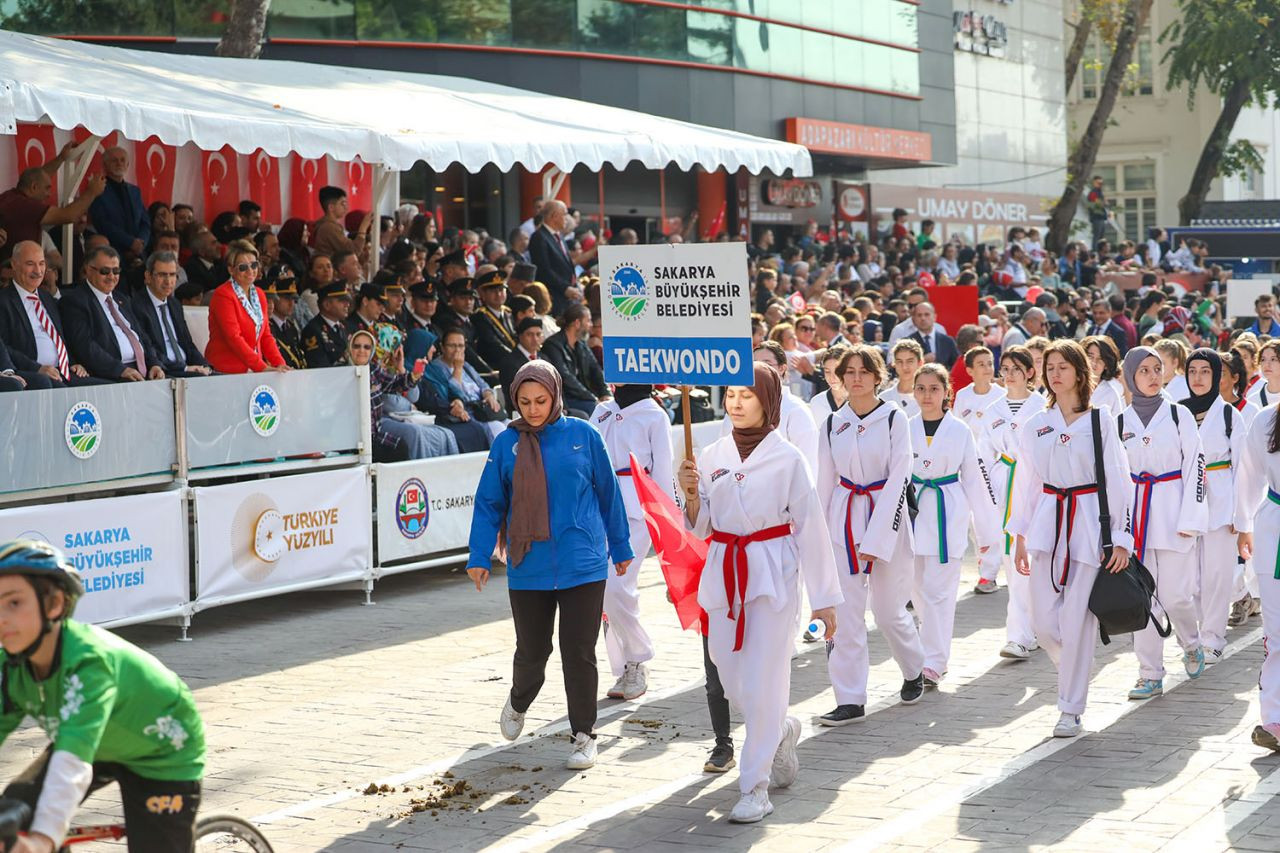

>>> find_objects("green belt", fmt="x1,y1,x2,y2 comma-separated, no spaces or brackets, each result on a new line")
912,472,961,563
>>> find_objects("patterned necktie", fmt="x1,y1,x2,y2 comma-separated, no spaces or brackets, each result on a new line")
104,294,146,374
27,293,69,379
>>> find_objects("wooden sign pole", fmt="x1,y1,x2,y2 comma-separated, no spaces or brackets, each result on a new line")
681,385,694,463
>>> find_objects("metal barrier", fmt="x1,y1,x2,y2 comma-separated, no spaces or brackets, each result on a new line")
0,381,177,501
183,367,370,478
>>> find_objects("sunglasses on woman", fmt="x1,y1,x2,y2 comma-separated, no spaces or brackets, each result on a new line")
236,261,261,273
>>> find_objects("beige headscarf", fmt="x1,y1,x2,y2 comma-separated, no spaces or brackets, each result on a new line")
503,360,564,567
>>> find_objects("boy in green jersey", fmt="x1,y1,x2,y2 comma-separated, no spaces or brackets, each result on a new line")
0,540,204,852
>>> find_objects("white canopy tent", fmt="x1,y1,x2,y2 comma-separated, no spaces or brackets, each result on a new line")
0,28,810,279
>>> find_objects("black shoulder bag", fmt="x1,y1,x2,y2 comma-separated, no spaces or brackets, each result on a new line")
1087,407,1172,645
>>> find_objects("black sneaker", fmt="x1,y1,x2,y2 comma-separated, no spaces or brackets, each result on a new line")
704,741,736,773
900,674,925,704
818,704,865,727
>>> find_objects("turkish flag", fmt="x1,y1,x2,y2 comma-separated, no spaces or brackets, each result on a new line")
341,157,373,214
247,148,282,226
202,145,240,222
291,155,325,224
14,123,58,201
630,453,707,633
787,291,807,312
134,136,176,207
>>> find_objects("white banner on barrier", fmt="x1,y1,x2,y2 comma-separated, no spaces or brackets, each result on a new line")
0,491,188,625
374,453,487,566
193,467,371,604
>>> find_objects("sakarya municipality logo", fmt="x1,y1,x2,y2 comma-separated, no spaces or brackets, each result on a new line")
65,402,101,460
396,478,429,539
249,385,281,437
609,263,648,319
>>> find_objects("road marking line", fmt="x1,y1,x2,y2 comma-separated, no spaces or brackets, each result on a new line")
252,672,711,824
833,626,1265,853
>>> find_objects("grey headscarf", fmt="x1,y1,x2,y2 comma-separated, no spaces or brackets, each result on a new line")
1122,346,1164,426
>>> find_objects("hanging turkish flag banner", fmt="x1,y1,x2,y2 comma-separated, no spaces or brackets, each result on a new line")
202,145,240,222
14,123,58,201
247,148,282,226
291,155,325,225
343,158,373,213
134,136,177,208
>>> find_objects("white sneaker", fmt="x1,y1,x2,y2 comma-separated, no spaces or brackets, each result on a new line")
728,786,773,823
1053,712,1082,738
565,732,597,770
499,695,525,741
621,662,648,700
769,716,801,788
605,674,626,700
1026,640,1040,652
999,641,1031,660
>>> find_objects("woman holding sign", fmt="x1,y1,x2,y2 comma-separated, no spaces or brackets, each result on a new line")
466,361,634,771
677,362,841,824
590,384,676,701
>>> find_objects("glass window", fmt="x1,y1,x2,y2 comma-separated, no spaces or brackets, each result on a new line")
686,9,732,66
268,0,356,39
176,1,228,38
1,0,175,35
1080,26,1153,99
511,0,576,48
1123,163,1155,192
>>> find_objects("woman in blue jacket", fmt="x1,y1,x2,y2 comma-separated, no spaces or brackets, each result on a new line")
467,360,634,771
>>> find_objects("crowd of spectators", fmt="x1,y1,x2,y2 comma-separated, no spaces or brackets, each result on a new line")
0,150,1267,463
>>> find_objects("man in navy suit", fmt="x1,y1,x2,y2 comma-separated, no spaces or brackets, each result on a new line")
0,241,104,386
526,199,577,316
1088,298,1129,357
908,301,960,369
60,245,166,382
89,146,150,263
130,250,212,377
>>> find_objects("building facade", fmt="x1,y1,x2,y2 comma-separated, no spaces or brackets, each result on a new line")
1065,0,1280,236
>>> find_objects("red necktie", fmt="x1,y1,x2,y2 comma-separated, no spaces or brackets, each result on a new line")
27,294,69,379
104,294,147,374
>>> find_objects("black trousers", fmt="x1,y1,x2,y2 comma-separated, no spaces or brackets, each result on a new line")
509,579,606,737
0,371,53,392
4,747,201,853
702,635,732,748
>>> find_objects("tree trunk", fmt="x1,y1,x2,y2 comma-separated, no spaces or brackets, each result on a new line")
1176,75,1252,226
215,0,272,59
1046,0,1152,253
1064,15,1093,95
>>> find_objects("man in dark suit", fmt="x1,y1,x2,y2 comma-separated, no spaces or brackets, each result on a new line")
0,241,103,386
499,318,544,408
526,199,576,316
88,146,150,264
61,246,167,382
129,250,212,377
1089,298,1129,357
0,332,53,392
908,301,959,369
184,229,227,294
472,269,518,368
542,303,608,417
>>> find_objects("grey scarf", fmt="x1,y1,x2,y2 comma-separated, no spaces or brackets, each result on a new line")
1122,346,1163,426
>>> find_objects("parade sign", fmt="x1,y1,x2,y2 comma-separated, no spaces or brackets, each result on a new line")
0,491,188,625
600,242,753,386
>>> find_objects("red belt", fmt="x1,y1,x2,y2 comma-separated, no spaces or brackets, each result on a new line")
1042,483,1098,592
709,523,792,652
615,467,649,476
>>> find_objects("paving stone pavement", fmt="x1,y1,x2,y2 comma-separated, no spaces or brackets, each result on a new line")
3,557,1278,852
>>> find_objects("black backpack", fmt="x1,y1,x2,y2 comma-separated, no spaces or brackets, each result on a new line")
827,405,918,521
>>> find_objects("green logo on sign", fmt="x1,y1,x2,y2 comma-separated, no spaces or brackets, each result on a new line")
609,263,648,319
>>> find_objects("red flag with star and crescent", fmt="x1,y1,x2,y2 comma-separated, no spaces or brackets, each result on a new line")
629,453,707,633
247,148,282,225
202,145,240,221
340,157,373,213
134,136,177,207
291,155,325,224
14,123,58,200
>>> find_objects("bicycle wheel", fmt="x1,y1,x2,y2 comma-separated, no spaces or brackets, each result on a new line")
195,814,274,852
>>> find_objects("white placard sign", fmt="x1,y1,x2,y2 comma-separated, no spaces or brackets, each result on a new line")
0,491,189,625
193,467,370,605
1226,278,1274,323
374,453,487,565
599,242,753,386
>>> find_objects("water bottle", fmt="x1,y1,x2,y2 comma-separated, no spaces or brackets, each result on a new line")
807,618,827,639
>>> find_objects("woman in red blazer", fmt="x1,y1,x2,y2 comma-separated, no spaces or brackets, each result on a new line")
205,241,289,374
